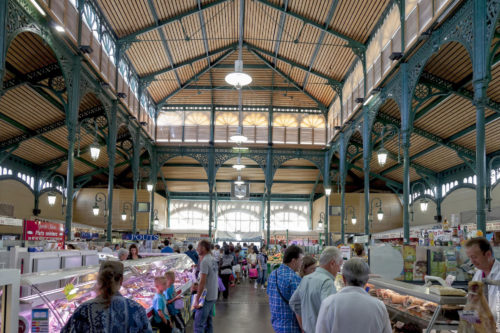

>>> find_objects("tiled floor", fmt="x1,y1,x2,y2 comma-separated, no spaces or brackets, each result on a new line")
187,279,274,332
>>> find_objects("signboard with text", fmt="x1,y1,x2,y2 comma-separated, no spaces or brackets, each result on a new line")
122,234,160,241
23,220,65,244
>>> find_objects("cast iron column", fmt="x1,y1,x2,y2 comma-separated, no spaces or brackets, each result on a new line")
65,56,82,241
363,113,372,236
339,133,346,243
149,149,157,235
473,0,488,235
131,131,140,234
401,63,411,244
106,100,117,242
324,150,330,245
0,0,7,87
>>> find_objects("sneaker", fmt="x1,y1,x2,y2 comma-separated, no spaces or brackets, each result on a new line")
254,282,258,289
261,285,266,290
237,280,241,284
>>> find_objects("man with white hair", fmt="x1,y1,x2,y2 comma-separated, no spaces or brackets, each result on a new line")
289,246,342,333
117,248,128,261
315,258,391,333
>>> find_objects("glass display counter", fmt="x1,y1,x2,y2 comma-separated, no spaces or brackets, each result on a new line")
19,254,195,332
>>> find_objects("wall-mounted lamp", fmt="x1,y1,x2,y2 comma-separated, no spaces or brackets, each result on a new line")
121,202,132,221
92,192,107,217
346,205,357,225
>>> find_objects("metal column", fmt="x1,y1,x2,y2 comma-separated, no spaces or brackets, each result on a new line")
208,188,213,239
149,149,157,235
106,100,117,242
363,113,372,236
401,63,411,244
324,150,330,245
473,0,488,235
324,195,329,246
0,0,8,87
339,133,346,243
131,132,140,234
64,57,82,241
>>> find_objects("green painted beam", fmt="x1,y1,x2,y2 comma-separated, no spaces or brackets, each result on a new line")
249,48,328,110
141,44,237,82
245,43,342,85
0,106,105,151
253,0,364,49
347,162,402,189
377,112,475,159
161,163,319,170
157,49,235,106
3,62,62,91
155,178,322,184
119,0,232,41
160,104,322,114
183,85,299,91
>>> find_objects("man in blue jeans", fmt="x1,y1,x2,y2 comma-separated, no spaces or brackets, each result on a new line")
193,239,218,333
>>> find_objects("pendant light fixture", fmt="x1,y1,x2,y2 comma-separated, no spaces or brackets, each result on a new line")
226,0,251,89
232,156,245,170
229,0,249,144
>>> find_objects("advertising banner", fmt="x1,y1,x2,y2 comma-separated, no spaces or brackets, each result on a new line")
23,220,65,242
122,234,160,241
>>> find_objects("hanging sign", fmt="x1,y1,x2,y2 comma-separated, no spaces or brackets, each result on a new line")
122,234,160,241
23,220,65,242
340,246,351,260
31,308,49,333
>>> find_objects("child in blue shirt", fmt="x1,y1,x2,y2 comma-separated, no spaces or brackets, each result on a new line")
153,276,172,333
164,271,185,332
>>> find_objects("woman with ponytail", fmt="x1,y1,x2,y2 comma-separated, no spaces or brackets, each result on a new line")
62,261,152,333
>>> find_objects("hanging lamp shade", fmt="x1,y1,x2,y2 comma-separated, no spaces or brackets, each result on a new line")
225,60,252,89
377,207,384,221
420,199,428,212
377,147,388,166
230,126,248,143
232,156,246,170
92,203,100,216
47,193,57,206
121,211,127,221
89,142,101,161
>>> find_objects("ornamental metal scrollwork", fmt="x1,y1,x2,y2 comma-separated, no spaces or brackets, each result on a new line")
487,0,500,45
48,76,66,93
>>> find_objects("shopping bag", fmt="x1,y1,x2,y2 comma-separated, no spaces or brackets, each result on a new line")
218,276,226,292
174,298,184,310
249,268,258,278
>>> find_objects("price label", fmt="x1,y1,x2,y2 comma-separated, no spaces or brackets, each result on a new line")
459,310,481,324
31,309,49,333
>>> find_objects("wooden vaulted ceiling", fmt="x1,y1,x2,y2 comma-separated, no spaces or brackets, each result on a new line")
2,0,500,198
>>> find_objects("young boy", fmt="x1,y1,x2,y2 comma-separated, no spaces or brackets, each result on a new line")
164,271,186,332
153,276,172,333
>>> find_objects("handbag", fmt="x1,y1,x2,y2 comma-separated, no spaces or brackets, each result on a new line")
249,268,258,278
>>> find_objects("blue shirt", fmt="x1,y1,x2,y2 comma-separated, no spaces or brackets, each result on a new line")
152,293,169,323
61,293,152,333
164,285,179,315
267,264,302,333
161,246,174,253
185,249,199,265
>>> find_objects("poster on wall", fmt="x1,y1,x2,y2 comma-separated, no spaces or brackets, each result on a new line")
23,220,65,249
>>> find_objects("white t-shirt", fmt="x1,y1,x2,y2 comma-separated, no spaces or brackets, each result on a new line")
472,259,500,324
101,247,113,254
247,253,257,265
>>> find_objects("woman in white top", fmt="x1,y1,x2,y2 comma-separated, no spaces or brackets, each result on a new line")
247,246,257,266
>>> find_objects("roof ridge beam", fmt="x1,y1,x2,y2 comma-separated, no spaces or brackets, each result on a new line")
253,0,364,49
119,0,232,42
246,42,342,86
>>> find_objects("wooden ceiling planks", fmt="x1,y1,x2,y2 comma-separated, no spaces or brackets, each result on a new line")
487,62,500,103
43,127,93,151
288,0,332,26
423,42,472,84
384,167,421,184
98,0,155,38
152,0,197,22
204,0,237,51
271,183,313,194
149,71,181,103
311,34,355,82
161,16,206,65
79,93,103,111
330,0,390,43
13,139,67,164
129,30,172,76
6,32,57,74
245,0,281,52
0,86,64,130
412,146,464,173
378,99,400,118
166,181,209,192
414,95,494,139
216,166,265,180
0,120,24,141
452,117,500,154
273,168,320,182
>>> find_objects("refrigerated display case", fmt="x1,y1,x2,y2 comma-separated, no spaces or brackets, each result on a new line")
368,277,467,332
0,269,20,333
18,254,195,332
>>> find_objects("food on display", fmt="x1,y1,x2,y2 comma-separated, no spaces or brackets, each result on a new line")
19,255,195,332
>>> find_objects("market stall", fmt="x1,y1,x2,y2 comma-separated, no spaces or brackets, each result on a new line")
17,254,195,332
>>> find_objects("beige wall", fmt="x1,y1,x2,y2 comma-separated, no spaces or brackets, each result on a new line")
312,196,327,231
73,188,167,232
320,193,403,235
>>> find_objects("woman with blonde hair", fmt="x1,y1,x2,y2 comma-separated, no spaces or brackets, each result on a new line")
62,261,151,332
